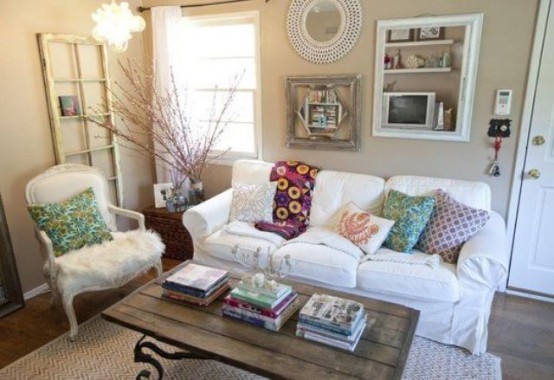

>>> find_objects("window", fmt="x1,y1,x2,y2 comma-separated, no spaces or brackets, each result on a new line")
181,12,261,160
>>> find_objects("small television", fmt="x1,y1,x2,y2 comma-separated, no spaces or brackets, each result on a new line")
382,92,436,130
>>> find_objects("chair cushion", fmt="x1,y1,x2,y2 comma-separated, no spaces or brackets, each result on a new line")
229,182,276,223
28,187,113,257
383,190,435,253
55,230,163,295
335,202,395,255
357,247,460,302
417,189,491,263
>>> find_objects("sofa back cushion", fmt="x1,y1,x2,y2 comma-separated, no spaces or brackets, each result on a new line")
232,159,273,186
310,171,385,228
385,176,491,211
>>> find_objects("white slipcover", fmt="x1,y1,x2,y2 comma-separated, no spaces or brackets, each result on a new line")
183,160,508,354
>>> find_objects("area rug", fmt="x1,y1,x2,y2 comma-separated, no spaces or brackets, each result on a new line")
0,316,501,379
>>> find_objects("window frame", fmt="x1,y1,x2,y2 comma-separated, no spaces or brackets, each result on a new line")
181,11,263,164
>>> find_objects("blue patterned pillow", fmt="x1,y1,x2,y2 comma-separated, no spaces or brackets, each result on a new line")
27,187,113,257
383,190,435,253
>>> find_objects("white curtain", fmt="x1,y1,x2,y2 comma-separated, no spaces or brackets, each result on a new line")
151,6,187,184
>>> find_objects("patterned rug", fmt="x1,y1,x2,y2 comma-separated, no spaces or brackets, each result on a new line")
0,316,501,379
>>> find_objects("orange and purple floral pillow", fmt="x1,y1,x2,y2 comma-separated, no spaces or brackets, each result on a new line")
255,160,318,239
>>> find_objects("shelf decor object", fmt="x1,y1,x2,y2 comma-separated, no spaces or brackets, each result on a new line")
373,14,483,142
287,0,362,64
286,74,361,151
37,33,124,206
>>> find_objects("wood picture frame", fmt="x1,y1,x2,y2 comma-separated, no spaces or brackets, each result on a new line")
417,26,443,40
387,28,413,42
286,74,361,151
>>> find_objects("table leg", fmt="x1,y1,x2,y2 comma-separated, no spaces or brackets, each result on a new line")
134,335,210,379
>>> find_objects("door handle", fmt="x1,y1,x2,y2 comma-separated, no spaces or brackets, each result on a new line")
528,169,541,179
532,135,545,145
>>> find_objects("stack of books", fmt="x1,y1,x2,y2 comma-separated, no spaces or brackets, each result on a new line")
296,293,367,351
222,279,300,331
162,263,229,306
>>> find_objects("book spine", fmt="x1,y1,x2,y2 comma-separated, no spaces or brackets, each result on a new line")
223,297,279,318
297,318,353,335
162,292,209,306
224,292,297,318
296,330,355,351
236,282,289,298
222,308,275,330
162,282,207,298
231,290,276,309
296,324,355,342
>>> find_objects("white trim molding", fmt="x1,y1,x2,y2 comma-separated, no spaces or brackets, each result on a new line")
24,283,50,300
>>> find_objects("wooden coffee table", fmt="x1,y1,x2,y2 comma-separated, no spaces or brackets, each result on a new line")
102,262,419,380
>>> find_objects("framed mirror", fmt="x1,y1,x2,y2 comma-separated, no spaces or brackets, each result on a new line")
372,14,483,141
0,193,24,318
286,74,361,150
287,0,362,64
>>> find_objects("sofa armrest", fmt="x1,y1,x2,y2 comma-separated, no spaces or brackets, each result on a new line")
108,205,146,231
457,211,508,292
183,188,233,242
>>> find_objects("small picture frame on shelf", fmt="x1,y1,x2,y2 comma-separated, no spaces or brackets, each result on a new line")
387,28,413,42
153,182,173,208
417,26,443,40
58,95,81,116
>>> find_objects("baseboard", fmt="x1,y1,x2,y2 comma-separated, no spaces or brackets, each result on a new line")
24,283,50,300
506,289,554,304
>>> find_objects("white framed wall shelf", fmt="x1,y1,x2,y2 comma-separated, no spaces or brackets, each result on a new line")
373,14,483,142
37,33,123,206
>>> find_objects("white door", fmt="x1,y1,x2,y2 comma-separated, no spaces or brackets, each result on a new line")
508,3,554,297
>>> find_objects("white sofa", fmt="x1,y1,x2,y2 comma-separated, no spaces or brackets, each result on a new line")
183,160,508,354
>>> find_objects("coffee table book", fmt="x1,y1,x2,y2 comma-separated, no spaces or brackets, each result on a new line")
230,286,292,309
161,263,229,306
164,263,228,292
223,292,298,319
222,295,301,332
296,293,367,351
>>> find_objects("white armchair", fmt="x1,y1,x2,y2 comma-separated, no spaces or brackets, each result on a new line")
25,164,164,340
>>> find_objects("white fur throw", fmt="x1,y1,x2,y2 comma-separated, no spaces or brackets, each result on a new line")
55,230,164,296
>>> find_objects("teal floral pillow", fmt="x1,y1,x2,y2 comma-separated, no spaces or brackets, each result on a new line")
28,188,113,257
383,190,435,253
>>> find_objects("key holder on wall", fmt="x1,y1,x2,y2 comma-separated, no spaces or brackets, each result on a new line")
487,119,511,177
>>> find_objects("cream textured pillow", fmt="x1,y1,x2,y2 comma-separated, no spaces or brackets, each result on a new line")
229,182,277,223
335,202,395,255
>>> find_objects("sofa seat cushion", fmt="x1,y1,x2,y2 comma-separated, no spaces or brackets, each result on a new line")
203,226,282,266
357,248,460,302
272,228,361,288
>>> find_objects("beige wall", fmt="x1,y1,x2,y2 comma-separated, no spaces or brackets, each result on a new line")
145,0,538,219
0,0,153,293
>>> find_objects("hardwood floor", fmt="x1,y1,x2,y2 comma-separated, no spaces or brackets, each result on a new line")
1,258,553,379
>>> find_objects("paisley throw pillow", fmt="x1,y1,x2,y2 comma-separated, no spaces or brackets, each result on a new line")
335,202,395,255
383,190,435,253
417,189,490,263
27,187,113,257
229,182,277,223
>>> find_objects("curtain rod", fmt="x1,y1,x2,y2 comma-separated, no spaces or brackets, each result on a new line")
138,0,270,12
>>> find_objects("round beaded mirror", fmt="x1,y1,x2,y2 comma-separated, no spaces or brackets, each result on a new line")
287,0,362,64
